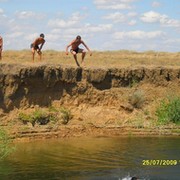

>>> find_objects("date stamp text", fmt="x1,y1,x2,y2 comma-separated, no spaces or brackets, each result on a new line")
142,160,179,166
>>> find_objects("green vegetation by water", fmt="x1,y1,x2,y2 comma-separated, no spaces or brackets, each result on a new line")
18,106,72,126
0,128,14,160
156,96,180,125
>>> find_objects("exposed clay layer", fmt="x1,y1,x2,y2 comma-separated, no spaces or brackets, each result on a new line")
0,63,180,139
0,63,179,111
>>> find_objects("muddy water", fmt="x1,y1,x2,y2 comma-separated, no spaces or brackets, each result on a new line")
0,137,180,180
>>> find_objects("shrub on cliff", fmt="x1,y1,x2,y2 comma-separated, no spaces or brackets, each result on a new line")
156,97,180,124
129,90,145,109
18,107,72,126
59,107,72,124
19,109,50,126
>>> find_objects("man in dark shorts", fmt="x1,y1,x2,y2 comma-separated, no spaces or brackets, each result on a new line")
31,33,45,62
66,35,92,67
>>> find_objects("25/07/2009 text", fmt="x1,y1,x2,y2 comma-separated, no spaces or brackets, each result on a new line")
142,160,179,166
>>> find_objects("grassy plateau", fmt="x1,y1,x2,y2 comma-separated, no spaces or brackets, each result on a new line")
1,50,180,68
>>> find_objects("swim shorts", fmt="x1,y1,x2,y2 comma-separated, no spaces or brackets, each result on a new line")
70,47,79,54
30,43,39,50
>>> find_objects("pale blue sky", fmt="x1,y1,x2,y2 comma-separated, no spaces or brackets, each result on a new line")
0,0,179,52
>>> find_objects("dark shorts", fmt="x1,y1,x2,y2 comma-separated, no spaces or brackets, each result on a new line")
30,44,39,50
70,47,79,54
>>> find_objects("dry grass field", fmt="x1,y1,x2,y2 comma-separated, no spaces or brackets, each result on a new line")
1,50,180,68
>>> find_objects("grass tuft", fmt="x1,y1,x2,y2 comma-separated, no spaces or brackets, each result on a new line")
129,90,145,109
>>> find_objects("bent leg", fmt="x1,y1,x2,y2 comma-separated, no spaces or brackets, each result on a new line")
73,54,80,67
82,51,86,63
37,50,42,61
31,48,35,62
77,48,86,65
71,50,80,67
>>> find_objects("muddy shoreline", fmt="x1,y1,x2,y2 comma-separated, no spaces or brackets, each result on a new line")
10,125,180,142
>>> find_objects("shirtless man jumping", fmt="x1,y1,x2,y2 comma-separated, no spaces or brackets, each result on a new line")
66,35,92,67
31,33,45,62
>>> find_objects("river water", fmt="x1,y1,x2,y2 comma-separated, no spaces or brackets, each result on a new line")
0,137,179,180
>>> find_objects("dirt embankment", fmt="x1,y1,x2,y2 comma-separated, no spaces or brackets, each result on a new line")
0,63,180,139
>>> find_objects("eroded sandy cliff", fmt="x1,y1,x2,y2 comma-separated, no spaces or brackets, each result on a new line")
0,63,180,138
0,64,179,110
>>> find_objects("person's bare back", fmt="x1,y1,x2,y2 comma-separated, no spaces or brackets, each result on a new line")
33,37,45,46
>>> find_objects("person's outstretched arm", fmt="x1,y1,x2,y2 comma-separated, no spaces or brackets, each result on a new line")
39,40,45,51
82,41,92,56
66,44,71,55
66,40,74,55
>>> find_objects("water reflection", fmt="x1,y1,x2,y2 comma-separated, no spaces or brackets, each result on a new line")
0,137,180,180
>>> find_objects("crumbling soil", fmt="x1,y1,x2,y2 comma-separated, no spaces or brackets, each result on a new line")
0,63,180,141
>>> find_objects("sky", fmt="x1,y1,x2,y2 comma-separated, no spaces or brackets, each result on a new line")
0,0,179,52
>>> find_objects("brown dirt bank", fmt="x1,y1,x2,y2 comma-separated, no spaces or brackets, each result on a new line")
0,63,180,140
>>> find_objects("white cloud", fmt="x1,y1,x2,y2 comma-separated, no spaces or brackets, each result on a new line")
48,12,83,28
103,11,138,25
113,30,165,40
0,8,7,18
0,8,4,14
93,0,138,10
5,31,24,38
128,19,137,25
48,19,77,28
152,1,161,8
127,12,138,17
141,11,180,28
84,23,112,32
141,11,167,23
165,39,180,44
24,33,39,41
101,4,132,10
15,11,45,20
103,12,126,23
1,0,179,52
48,10,112,34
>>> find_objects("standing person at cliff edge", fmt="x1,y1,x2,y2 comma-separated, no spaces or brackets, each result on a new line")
31,33,45,62
0,35,3,60
66,35,92,67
